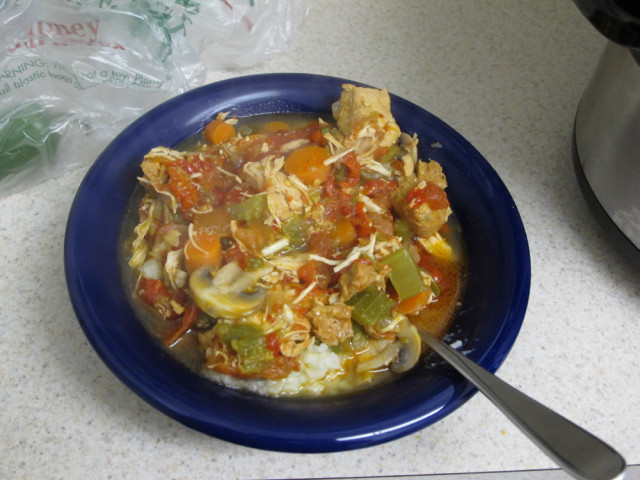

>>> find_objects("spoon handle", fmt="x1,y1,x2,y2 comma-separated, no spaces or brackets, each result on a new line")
419,331,626,480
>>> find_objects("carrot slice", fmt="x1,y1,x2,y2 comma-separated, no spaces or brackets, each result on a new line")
333,218,357,249
395,289,431,315
284,145,331,185
184,232,222,274
204,120,236,145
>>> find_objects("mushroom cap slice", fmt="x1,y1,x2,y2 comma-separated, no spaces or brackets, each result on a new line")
189,261,273,319
390,317,422,373
355,317,422,373
355,339,401,373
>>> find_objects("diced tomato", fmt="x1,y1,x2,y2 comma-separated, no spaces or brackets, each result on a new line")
416,246,459,307
138,277,168,305
307,230,331,257
233,223,272,256
167,165,198,211
322,168,337,199
137,278,182,320
209,169,237,192
338,152,361,188
175,156,212,176
305,118,320,130
351,201,372,237
362,178,397,196
309,129,325,146
390,158,404,172
265,119,325,150
321,196,339,220
173,289,187,305
417,248,444,285
338,189,354,216
212,362,239,377
223,185,255,205
297,260,317,285
178,155,231,193
266,332,280,355
297,259,333,288
266,129,309,150
369,211,394,238
260,355,300,380
321,187,354,221
223,243,247,269
407,182,450,210
234,134,268,165
164,304,200,345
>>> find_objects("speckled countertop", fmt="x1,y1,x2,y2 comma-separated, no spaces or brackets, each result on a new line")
1,1,639,479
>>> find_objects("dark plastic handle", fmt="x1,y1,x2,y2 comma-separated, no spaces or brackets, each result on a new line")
573,0,640,48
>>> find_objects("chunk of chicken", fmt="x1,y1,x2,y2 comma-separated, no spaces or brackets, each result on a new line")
417,159,448,188
392,161,451,238
307,303,354,346
339,260,388,301
333,84,401,150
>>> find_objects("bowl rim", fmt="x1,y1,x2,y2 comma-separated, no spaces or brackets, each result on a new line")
64,73,531,452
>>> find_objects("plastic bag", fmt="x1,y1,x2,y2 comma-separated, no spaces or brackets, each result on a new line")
0,0,310,197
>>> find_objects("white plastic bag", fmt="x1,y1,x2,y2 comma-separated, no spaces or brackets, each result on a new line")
0,0,309,196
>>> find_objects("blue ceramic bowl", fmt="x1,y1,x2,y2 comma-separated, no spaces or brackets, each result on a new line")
64,73,530,453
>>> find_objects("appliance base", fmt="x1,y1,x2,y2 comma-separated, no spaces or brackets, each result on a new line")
572,124,640,268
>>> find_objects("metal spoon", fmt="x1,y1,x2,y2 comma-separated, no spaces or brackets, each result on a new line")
418,330,626,480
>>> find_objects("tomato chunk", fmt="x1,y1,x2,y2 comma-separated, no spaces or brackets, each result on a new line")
407,181,449,210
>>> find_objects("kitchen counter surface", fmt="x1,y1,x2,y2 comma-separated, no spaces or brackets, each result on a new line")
1,1,639,479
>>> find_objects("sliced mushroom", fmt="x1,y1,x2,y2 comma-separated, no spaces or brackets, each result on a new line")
355,317,422,374
189,261,273,319
356,339,400,373
390,317,422,373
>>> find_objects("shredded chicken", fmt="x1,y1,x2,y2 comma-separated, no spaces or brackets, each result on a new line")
256,157,309,223
141,159,167,185
165,249,187,289
128,198,155,268
278,305,313,357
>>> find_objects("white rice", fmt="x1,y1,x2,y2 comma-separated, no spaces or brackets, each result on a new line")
202,343,346,397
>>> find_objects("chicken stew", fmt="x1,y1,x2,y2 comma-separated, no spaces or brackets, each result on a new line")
122,85,465,396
